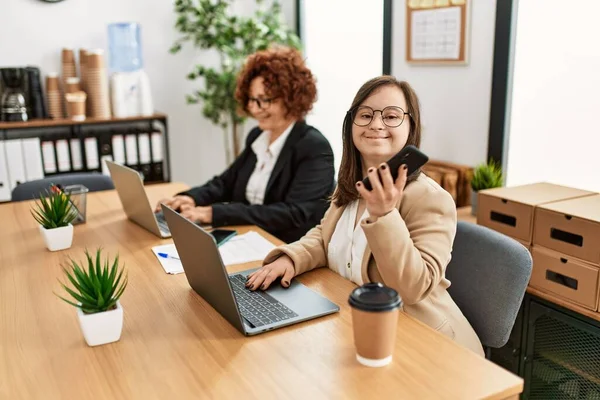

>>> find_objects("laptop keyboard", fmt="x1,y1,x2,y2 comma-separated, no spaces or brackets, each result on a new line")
155,212,170,232
229,274,298,327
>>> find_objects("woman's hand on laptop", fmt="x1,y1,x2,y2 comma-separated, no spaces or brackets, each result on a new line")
246,255,295,291
179,206,213,224
155,195,195,212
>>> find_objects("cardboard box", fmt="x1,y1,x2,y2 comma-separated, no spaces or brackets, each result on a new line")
534,194,600,265
477,183,595,243
530,246,600,311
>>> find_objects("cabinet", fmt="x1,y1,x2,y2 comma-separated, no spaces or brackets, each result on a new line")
491,293,600,399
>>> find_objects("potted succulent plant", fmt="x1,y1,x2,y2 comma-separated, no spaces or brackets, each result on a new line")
55,248,128,346
31,185,78,251
470,159,504,215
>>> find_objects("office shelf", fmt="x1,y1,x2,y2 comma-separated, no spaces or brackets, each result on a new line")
0,113,171,202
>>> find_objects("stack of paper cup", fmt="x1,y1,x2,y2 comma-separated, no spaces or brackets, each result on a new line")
79,48,88,115
79,49,88,91
65,77,81,94
86,49,111,119
66,91,87,121
46,73,64,119
61,48,77,87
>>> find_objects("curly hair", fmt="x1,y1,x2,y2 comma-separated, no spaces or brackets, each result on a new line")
235,46,317,119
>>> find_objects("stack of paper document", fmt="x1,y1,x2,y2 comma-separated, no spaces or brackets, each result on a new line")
151,231,277,275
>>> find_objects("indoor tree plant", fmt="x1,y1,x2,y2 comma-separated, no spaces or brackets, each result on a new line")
31,184,78,251
470,159,504,215
170,0,301,164
55,248,128,346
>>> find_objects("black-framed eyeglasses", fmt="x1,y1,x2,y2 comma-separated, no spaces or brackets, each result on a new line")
248,96,275,110
350,105,411,128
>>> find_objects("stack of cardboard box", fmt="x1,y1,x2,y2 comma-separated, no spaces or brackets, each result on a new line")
477,183,600,312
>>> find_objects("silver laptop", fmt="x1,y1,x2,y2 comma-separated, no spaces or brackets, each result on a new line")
105,160,173,238
161,204,340,336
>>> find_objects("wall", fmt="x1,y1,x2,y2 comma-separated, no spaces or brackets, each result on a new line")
300,0,384,174
0,0,295,187
504,0,600,192
391,0,497,168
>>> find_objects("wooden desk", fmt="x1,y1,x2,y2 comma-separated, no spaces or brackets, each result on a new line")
0,184,523,399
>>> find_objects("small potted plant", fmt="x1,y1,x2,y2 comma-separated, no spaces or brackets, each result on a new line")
55,248,128,347
31,185,77,251
470,159,504,215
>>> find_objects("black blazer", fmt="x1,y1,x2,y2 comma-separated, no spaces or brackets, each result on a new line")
178,121,335,243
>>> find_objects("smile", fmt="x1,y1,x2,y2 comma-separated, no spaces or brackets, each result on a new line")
364,136,389,139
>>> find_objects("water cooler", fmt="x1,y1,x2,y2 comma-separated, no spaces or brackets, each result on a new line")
108,22,153,118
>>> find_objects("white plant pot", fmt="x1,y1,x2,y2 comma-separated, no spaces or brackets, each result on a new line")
77,301,124,346
39,224,73,251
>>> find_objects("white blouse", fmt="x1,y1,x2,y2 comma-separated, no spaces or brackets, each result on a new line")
245,122,295,205
327,200,370,286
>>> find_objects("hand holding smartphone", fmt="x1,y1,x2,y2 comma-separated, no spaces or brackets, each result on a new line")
361,145,429,191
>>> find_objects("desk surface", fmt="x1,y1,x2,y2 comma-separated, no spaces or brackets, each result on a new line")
0,184,522,400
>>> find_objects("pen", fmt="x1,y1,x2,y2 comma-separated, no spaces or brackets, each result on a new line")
158,252,180,260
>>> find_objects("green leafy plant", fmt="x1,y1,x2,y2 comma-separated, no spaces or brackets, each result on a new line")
170,0,301,161
471,159,504,191
31,185,77,229
55,248,128,314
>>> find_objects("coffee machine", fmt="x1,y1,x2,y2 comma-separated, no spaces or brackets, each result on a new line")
0,68,29,122
0,67,48,122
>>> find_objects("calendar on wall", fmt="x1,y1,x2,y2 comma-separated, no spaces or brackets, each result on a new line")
406,0,469,64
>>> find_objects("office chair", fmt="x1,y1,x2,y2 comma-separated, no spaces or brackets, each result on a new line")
11,172,115,201
445,221,533,359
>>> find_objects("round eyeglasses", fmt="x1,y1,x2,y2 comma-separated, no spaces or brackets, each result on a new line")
351,106,411,128
248,96,275,110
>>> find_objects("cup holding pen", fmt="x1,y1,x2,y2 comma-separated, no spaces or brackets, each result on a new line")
63,184,89,225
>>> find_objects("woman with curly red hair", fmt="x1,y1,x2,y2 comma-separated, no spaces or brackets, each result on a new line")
156,46,335,243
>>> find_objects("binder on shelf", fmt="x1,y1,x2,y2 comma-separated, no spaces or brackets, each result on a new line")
138,132,152,182
5,140,26,189
41,141,57,174
55,139,71,173
21,138,44,181
70,139,83,171
150,131,164,182
111,134,126,164
84,137,100,171
124,133,139,172
0,141,12,201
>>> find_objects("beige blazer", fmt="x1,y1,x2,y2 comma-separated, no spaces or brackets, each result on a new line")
264,174,485,357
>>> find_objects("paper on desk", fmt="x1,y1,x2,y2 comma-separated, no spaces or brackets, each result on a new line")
151,231,277,275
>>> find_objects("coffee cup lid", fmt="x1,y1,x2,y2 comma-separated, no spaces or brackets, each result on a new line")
348,283,401,312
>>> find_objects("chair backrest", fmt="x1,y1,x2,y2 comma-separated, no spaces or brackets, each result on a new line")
446,221,533,349
11,173,115,202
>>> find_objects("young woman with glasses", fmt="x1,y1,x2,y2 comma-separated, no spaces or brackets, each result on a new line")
156,47,335,243
246,75,484,356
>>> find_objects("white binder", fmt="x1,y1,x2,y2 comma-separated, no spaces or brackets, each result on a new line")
84,137,99,170
41,141,57,174
55,139,71,172
0,141,12,201
151,132,163,162
70,139,83,171
5,140,26,189
125,134,138,165
111,134,126,164
138,133,151,164
21,138,44,181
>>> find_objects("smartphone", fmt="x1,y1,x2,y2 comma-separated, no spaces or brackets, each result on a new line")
362,145,429,191
210,229,237,246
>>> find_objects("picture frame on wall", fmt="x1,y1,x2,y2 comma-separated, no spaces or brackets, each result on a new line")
406,0,470,65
